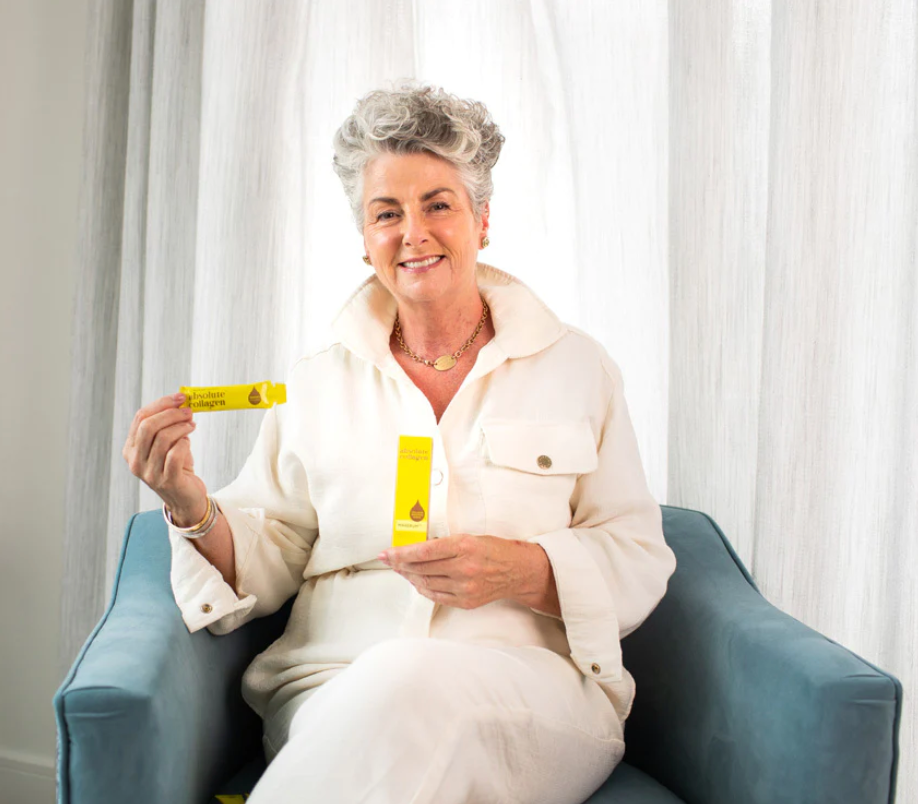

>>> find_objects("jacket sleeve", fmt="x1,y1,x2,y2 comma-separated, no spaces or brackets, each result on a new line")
529,360,676,684
169,400,318,635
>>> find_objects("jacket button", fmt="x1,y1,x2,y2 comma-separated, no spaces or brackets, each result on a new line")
591,663,601,675
537,455,552,469
201,603,213,614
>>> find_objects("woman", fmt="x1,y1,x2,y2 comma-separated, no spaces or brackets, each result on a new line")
123,85,676,804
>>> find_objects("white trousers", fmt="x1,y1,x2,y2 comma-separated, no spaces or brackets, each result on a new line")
247,637,625,804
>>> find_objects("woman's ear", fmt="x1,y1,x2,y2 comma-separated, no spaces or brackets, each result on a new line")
480,201,490,235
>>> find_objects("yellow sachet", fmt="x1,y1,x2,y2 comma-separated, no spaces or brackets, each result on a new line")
179,381,286,412
392,436,433,546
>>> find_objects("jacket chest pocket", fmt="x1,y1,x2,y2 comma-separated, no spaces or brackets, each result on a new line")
479,421,598,538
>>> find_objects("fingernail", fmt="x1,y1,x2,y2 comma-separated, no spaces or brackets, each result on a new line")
377,552,390,564
173,393,186,404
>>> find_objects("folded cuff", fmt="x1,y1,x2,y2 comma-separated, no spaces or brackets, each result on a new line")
529,528,623,682
168,525,257,634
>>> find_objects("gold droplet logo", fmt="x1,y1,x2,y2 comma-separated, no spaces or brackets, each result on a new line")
248,387,262,405
410,500,425,522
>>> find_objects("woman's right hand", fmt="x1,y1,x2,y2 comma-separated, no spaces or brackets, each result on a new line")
123,392,208,526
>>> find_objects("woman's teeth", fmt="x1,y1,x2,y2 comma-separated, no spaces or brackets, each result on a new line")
401,256,442,269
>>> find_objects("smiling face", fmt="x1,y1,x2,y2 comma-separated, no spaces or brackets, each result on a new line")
362,151,489,307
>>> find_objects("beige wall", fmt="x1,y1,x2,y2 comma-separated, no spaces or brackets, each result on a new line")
0,1,89,802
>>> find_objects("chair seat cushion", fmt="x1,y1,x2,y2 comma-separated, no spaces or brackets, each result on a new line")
209,757,685,803
586,762,686,802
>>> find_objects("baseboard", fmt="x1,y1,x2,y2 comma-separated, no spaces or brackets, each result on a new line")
0,747,54,775
0,748,55,804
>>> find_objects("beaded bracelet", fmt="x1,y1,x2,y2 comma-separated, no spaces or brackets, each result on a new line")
163,496,220,540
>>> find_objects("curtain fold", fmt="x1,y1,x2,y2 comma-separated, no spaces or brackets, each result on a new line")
667,0,771,565
62,0,917,798
61,0,134,667
754,0,917,691
104,0,156,589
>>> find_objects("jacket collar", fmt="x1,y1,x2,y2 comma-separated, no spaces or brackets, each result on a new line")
331,262,566,370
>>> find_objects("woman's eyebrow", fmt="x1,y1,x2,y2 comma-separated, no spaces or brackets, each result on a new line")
420,187,456,201
368,187,457,207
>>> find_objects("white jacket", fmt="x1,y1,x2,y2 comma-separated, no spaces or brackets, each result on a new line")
169,263,676,727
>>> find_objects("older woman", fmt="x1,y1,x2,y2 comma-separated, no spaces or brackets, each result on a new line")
124,85,676,804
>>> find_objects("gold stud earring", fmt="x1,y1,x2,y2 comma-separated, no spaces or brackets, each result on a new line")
362,255,371,265
481,236,490,249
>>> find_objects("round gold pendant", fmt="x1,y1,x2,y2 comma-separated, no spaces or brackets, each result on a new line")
433,355,458,371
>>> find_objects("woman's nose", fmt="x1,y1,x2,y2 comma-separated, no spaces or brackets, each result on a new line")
401,210,429,246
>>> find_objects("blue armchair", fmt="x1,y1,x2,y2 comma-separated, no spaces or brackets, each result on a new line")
54,506,902,803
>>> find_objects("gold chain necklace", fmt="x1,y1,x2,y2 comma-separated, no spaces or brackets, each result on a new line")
393,299,490,371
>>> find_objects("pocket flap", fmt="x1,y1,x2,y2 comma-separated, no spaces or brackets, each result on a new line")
482,421,598,475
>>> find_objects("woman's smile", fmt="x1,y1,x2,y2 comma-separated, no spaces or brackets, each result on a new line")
399,255,444,273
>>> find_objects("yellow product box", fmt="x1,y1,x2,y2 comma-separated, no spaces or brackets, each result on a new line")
179,381,286,412
392,436,434,547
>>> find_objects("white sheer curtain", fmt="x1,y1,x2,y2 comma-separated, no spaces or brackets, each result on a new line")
63,0,916,796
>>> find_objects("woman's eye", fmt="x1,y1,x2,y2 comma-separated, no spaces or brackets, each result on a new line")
429,202,449,212
376,211,397,221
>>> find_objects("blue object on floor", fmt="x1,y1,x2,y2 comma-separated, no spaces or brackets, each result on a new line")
54,506,901,804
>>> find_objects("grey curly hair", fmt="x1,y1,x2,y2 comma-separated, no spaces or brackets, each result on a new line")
332,84,505,231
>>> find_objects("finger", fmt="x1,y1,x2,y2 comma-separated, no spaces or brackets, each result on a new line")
396,556,465,576
128,394,185,443
399,570,455,593
162,436,192,487
412,585,463,608
381,536,464,567
135,407,195,464
145,420,197,486
127,393,186,443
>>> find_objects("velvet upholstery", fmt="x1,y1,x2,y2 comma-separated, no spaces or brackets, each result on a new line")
55,506,901,804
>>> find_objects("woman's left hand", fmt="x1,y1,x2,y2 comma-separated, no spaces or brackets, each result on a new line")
377,535,560,614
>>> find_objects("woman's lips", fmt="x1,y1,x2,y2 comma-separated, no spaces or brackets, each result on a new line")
399,255,444,273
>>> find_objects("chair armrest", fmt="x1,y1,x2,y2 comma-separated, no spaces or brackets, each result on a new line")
54,511,290,804
621,506,902,804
